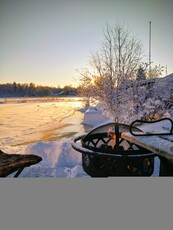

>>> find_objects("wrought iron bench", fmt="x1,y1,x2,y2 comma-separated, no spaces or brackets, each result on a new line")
122,118,173,176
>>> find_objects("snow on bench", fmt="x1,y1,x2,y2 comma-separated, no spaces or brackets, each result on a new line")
121,132,173,160
121,132,173,176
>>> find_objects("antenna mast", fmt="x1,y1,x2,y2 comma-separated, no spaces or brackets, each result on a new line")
149,21,151,76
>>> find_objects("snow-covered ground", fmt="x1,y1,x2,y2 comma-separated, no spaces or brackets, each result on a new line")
0,97,168,177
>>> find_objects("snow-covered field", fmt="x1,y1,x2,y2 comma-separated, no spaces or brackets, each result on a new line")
0,97,162,177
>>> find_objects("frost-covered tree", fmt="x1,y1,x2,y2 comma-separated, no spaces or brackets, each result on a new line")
77,69,95,107
78,23,171,123
89,23,144,118
147,64,164,79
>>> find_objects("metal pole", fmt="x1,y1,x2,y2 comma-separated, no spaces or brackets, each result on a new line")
166,65,168,75
149,21,151,76
115,118,119,151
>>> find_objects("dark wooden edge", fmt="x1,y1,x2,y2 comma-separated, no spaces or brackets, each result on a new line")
0,150,42,177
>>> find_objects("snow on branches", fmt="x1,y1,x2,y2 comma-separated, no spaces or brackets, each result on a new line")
78,23,172,123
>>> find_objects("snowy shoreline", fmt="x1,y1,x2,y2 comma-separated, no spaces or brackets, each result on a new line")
0,97,91,177
0,97,168,177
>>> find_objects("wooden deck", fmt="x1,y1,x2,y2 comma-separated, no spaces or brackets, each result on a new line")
0,150,42,177
121,132,173,176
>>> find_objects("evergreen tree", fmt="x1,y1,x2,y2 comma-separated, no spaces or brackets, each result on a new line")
136,66,146,80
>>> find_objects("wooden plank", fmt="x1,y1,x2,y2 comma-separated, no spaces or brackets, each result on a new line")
121,132,173,160
0,150,42,177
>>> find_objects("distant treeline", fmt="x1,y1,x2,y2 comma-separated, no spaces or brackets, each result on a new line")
0,82,78,97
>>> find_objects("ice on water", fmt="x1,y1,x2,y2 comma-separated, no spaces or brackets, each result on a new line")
0,97,161,177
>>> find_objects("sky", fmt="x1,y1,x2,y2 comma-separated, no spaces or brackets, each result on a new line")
0,0,173,87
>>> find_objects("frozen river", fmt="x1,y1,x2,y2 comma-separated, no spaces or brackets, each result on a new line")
0,97,88,153
0,97,160,177
0,97,91,177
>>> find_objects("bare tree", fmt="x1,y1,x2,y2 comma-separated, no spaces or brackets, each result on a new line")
78,23,171,123
77,69,95,107
89,23,144,118
136,62,165,79
147,64,164,79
